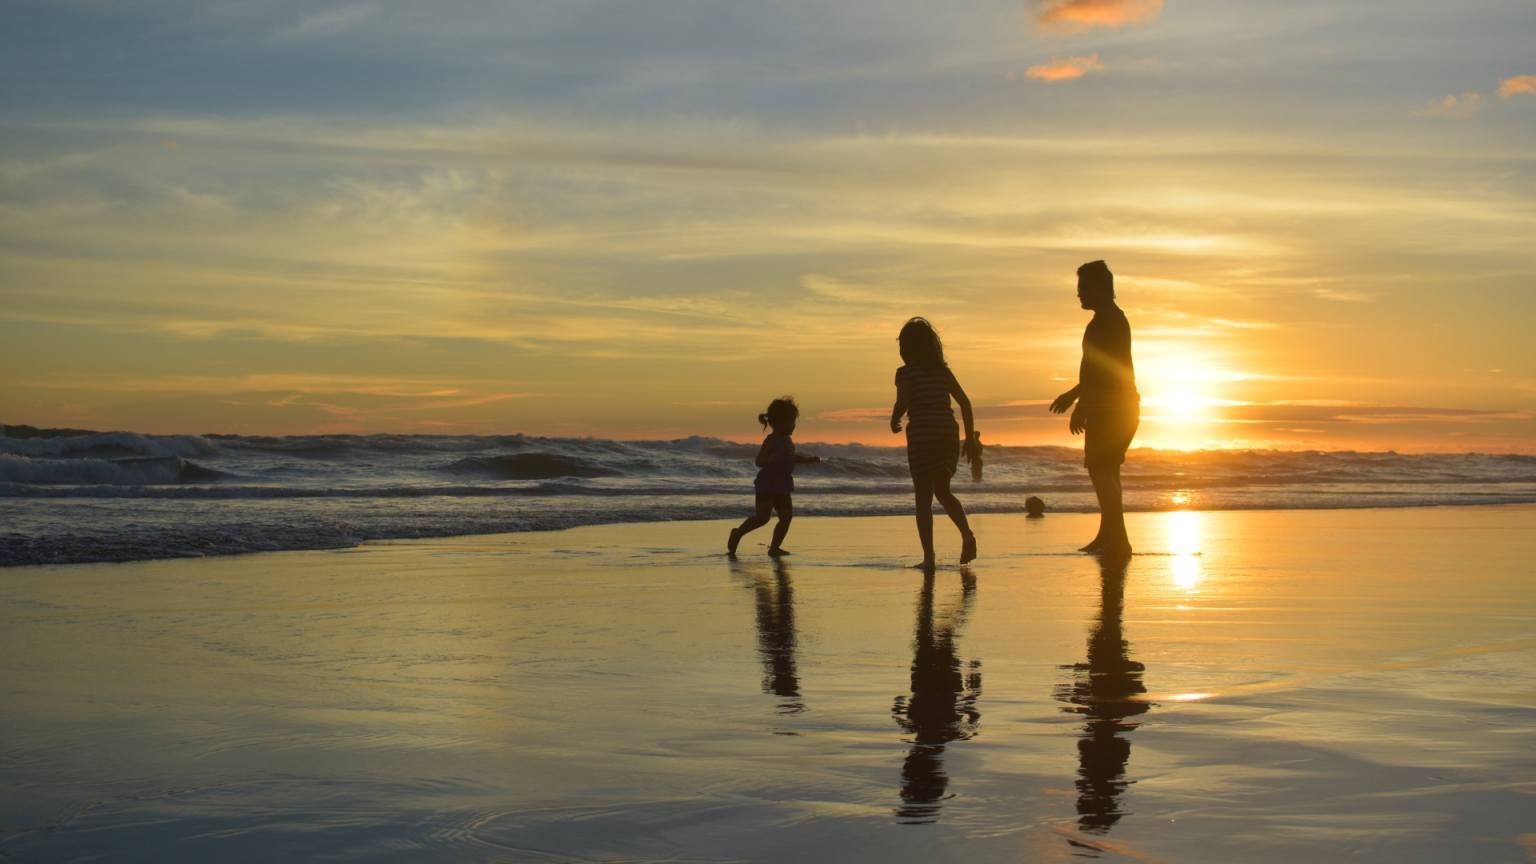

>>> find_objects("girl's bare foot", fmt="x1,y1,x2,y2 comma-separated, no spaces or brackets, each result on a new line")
960,532,978,564
919,555,937,570
728,528,742,555
767,547,790,557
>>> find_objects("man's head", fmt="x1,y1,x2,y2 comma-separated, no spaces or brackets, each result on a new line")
1076,260,1114,309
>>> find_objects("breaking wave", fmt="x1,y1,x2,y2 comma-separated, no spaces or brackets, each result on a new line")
3,427,1534,565
0,454,231,486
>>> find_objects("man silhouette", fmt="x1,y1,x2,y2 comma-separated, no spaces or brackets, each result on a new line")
1050,261,1139,554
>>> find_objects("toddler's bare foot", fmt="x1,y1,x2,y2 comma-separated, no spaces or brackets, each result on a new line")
767,547,790,557
727,528,742,555
960,532,977,564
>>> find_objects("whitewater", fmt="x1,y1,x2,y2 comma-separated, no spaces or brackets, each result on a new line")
4,429,1535,566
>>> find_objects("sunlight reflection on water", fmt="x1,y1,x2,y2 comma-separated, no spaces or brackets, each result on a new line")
1169,510,1203,592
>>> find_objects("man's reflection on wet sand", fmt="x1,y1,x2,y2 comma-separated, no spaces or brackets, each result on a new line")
744,558,803,714
1055,553,1151,834
892,571,982,824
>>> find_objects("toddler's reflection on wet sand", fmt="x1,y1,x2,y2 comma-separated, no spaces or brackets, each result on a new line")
1056,553,1152,835
752,559,803,715
892,571,982,824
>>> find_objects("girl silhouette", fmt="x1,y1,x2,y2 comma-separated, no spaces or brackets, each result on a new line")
890,318,978,567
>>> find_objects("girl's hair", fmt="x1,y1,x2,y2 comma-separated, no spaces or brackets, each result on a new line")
758,396,799,430
898,317,947,368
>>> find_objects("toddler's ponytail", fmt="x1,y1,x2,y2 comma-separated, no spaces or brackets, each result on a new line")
758,397,800,431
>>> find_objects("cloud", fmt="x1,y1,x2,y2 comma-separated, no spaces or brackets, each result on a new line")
1311,287,1379,303
814,408,889,422
1024,54,1104,82
1028,0,1162,33
1499,75,1536,98
1413,93,1481,118
1140,401,1534,425
273,5,377,43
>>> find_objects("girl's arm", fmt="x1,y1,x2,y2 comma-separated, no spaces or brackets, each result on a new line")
948,374,978,463
794,452,820,464
754,436,777,468
890,378,910,434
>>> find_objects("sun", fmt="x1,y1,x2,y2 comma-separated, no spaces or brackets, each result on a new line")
1162,391,1203,415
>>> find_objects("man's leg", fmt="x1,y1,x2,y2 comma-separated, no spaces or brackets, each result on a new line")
1086,462,1131,554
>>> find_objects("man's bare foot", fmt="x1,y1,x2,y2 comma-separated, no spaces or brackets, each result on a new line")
768,547,790,557
960,532,978,564
1095,539,1132,557
728,528,742,555
919,555,937,570
1079,536,1106,553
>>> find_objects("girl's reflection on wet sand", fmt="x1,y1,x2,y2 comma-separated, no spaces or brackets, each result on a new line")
892,571,982,824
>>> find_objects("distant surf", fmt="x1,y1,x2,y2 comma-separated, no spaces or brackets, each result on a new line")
4,429,1534,566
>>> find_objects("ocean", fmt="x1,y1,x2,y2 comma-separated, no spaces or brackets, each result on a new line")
4,429,1534,566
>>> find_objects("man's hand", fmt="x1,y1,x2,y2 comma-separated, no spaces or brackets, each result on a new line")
890,419,902,434
1069,407,1086,435
1050,391,1077,414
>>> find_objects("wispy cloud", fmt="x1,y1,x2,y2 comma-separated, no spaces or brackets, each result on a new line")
1499,75,1536,98
1311,287,1380,303
273,5,377,43
815,408,888,422
1413,93,1481,118
1024,54,1104,82
1028,0,1162,33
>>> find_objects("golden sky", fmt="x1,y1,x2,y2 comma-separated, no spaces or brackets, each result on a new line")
2,0,1533,451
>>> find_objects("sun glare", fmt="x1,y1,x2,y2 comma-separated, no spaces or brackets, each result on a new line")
1168,510,1203,592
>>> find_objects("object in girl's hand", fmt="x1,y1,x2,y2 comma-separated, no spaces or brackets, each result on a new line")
970,431,983,482
1025,496,1046,518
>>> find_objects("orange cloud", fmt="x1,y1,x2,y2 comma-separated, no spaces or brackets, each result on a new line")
1499,75,1536,98
1025,53,1105,82
1413,93,1481,118
1029,0,1162,33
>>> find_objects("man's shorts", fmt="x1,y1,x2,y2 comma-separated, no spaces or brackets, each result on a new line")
1083,403,1140,468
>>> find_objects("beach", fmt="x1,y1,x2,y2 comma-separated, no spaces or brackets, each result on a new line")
3,505,1534,862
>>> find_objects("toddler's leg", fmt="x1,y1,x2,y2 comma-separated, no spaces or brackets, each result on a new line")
730,495,774,554
767,496,794,555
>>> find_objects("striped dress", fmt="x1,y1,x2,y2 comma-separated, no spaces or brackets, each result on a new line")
896,364,961,479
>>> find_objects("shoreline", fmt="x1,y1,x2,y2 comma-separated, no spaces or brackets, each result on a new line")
4,505,1533,862
6,499,1535,570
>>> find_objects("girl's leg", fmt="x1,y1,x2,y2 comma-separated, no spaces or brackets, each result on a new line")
913,474,936,567
932,473,977,563
768,496,794,555
730,496,775,553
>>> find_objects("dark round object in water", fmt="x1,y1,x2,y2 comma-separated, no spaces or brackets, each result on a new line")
1025,496,1046,517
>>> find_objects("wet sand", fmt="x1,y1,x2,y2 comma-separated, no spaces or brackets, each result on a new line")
3,505,1534,863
